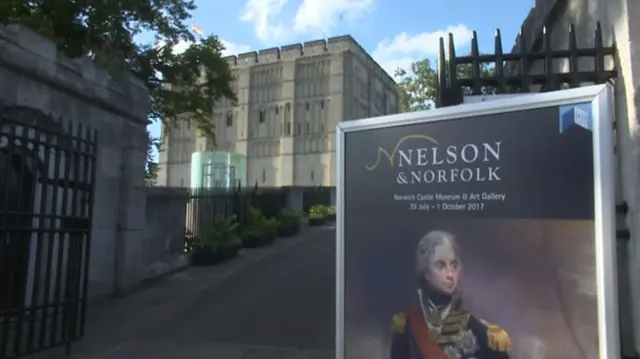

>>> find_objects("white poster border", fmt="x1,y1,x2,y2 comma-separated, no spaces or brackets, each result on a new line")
334,84,618,359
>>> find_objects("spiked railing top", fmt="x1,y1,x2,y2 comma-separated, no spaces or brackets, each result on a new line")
436,21,616,107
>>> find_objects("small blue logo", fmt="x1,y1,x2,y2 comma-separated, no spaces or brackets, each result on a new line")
558,103,593,134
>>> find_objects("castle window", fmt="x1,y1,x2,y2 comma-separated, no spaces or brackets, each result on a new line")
306,103,310,111
259,110,265,123
320,101,324,110
285,122,291,136
226,114,233,127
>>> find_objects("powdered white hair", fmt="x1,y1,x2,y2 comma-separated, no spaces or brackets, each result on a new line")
415,230,461,276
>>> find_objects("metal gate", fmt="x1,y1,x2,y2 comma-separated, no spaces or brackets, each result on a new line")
0,106,97,358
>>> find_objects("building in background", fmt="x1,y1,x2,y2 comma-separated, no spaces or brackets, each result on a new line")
156,35,398,188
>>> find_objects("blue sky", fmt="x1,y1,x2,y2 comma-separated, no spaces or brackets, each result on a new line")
143,0,535,158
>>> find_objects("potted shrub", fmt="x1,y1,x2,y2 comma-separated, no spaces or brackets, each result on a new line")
263,217,279,241
308,205,326,226
324,205,336,222
211,215,242,260
241,207,277,248
192,215,241,266
277,208,302,237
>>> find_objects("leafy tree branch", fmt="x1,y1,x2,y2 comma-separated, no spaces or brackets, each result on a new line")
395,57,496,112
1,0,238,185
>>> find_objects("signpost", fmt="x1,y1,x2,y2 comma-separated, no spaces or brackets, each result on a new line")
335,84,619,359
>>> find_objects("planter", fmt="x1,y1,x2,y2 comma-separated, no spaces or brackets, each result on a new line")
309,217,326,226
191,243,240,266
192,248,218,266
277,223,301,237
326,214,336,222
241,232,276,248
217,242,241,260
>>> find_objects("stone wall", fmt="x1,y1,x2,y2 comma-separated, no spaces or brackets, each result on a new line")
0,24,178,301
141,187,191,281
504,0,640,354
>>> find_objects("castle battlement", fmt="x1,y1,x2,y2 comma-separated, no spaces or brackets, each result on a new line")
221,35,396,89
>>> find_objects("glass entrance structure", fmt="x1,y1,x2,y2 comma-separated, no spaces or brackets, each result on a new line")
190,152,247,189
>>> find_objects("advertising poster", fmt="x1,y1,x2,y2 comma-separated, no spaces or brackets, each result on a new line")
336,86,618,359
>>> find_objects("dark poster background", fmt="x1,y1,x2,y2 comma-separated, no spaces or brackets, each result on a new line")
342,104,599,359
345,105,594,219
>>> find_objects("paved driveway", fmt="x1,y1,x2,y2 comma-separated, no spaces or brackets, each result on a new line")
31,226,336,359
142,225,337,349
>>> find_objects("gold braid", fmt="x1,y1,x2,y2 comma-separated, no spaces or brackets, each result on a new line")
480,319,512,352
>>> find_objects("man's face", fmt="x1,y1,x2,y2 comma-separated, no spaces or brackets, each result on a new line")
424,243,459,296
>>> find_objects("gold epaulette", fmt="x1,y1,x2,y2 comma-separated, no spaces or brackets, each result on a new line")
391,312,407,334
480,319,512,352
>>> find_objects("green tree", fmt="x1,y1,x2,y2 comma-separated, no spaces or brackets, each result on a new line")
394,59,438,112
0,0,237,182
395,58,496,112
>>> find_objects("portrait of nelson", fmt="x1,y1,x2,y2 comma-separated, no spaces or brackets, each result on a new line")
390,230,512,359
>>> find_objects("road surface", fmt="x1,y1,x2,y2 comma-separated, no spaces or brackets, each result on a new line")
32,226,336,359
142,226,336,349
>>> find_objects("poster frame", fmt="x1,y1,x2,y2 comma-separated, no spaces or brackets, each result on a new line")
334,84,619,359
462,93,536,104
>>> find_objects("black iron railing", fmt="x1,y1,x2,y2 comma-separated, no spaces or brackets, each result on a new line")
0,107,98,359
436,21,617,107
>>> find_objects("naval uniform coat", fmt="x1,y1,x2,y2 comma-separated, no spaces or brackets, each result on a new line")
389,300,511,359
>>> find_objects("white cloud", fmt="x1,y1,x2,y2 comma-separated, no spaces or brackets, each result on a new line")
294,0,374,35
240,0,373,44
170,40,193,54
220,40,251,56
372,24,474,79
155,39,250,56
240,0,288,43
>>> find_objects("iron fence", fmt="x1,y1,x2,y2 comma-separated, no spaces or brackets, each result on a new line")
0,107,98,358
184,186,287,245
436,21,617,107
